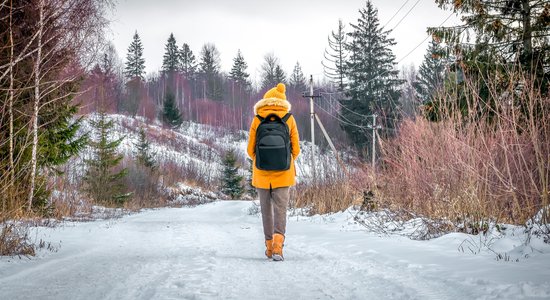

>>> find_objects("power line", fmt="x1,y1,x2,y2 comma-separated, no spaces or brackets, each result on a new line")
313,101,369,130
382,0,411,29
331,0,421,89
320,89,403,123
310,11,456,132
389,0,421,32
320,11,455,96
314,92,369,129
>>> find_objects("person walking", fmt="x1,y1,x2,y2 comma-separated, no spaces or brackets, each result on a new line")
247,83,300,261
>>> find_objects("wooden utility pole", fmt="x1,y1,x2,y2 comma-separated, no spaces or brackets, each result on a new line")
302,75,322,181
302,78,352,180
309,75,316,180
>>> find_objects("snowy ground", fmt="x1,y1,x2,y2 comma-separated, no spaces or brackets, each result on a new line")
1,201,549,300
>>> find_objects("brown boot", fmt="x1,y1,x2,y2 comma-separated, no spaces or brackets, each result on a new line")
265,239,273,258
272,233,285,261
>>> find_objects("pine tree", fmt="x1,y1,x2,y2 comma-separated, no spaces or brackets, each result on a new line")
289,61,307,92
84,111,130,206
229,49,250,87
162,33,179,73
323,19,348,91
179,43,197,78
343,1,403,152
124,31,146,80
162,93,182,126
221,149,244,200
134,127,157,170
415,39,446,104
199,43,223,100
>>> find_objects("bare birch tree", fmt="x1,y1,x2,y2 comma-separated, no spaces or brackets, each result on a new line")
27,0,45,211
1,0,110,215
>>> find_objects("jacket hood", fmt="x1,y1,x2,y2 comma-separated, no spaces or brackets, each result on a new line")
253,97,291,115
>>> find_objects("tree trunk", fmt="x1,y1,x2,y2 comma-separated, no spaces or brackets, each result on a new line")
8,0,15,212
521,0,533,62
28,0,45,212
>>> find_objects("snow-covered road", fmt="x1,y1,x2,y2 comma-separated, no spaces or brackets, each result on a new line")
1,201,549,300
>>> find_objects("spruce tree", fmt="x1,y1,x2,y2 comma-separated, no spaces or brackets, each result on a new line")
274,65,286,85
401,65,420,117
84,111,130,206
260,53,285,90
134,127,157,170
221,149,244,200
323,19,348,91
430,0,549,93
162,33,179,73
289,61,307,92
124,31,146,80
199,43,221,75
415,39,446,104
229,49,250,87
179,43,197,78
428,0,550,120
119,36,143,116
162,93,182,126
199,43,223,100
342,1,402,152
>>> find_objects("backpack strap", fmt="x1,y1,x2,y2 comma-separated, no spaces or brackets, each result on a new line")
256,115,265,122
282,113,292,122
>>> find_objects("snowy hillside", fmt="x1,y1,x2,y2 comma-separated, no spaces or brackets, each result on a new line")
76,114,342,184
1,201,549,299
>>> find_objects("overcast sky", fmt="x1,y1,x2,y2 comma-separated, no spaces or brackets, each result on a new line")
107,0,459,83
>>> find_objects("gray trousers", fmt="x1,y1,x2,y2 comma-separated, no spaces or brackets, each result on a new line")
257,187,290,240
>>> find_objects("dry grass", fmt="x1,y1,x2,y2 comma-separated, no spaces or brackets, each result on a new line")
292,180,360,215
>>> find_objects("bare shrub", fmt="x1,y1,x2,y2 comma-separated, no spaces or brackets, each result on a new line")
166,185,218,206
48,163,91,219
247,201,261,216
122,158,166,210
378,70,549,226
160,159,217,191
0,223,35,257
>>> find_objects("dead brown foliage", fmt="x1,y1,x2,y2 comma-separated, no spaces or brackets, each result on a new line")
378,71,549,226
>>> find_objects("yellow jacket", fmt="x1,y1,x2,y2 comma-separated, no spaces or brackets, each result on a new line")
247,98,300,189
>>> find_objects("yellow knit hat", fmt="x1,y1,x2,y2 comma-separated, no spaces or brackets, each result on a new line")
263,83,287,101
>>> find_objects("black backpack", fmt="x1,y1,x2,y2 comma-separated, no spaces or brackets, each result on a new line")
255,113,292,171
